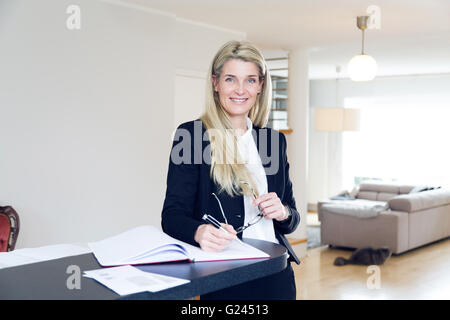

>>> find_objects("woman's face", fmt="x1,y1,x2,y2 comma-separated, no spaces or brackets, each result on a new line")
212,59,264,120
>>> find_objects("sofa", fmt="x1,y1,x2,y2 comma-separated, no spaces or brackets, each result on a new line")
318,181,450,254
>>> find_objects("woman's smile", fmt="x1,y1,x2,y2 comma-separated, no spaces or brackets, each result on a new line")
230,97,249,104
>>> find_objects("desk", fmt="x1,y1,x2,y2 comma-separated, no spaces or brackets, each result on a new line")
0,239,287,300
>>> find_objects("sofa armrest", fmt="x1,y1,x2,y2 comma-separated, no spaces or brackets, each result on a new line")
388,189,450,213
317,201,328,221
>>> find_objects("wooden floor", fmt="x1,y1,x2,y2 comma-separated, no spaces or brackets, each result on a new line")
292,237,450,299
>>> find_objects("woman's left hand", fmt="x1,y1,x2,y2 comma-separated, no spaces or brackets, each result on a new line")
253,192,289,222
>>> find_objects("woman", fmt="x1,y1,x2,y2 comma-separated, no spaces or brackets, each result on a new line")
161,40,300,300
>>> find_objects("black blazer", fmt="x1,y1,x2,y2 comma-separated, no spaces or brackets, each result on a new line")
161,120,301,264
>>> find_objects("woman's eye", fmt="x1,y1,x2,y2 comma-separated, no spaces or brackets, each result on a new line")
225,77,233,82
248,78,256,84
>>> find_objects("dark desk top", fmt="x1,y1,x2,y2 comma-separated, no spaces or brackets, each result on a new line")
0,239,288,300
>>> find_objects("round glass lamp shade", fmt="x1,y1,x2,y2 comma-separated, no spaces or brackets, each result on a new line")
348,54,377,81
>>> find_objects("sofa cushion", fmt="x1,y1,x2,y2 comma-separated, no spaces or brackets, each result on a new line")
321,200,388,218
388,189,450,212
359,181,400,194
377,192,399,201
357,191,378,201
359,181,416,195
399,185,417,194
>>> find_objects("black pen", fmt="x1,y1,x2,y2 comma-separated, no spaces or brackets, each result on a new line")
202,214,230,234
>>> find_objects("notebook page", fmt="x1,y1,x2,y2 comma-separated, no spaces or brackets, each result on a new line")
129,243,187,262
88,226,189,266
126,250,189,265
182,238,270,262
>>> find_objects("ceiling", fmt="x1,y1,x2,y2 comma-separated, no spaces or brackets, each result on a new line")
126,0,450,79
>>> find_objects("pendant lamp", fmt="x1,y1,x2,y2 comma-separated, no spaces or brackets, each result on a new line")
348,16,377,81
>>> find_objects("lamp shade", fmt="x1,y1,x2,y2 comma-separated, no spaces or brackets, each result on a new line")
314,108,360,132
348,54,377,81
315,108,343,131
342,108,360,131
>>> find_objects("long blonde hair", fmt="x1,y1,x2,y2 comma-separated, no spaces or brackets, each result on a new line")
200,41,272,197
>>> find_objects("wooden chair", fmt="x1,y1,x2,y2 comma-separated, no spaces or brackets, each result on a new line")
0,206,20,252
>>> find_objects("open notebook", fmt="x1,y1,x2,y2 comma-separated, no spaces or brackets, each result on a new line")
88,226,270,267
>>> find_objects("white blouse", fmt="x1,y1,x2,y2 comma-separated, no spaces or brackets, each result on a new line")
237,118,279,244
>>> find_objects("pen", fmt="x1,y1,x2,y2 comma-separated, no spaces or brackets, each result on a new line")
202,214,230,234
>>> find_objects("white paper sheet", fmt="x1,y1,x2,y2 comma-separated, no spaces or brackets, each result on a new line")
0,253,39,269
0,244,91,269
83,265,190,296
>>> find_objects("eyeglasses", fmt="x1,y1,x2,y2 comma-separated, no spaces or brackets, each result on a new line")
211,181,263,235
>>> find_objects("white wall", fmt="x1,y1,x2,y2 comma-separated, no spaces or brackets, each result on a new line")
308,74,450,205
174,18,246,73
0,0,246,248
174,70,206,128
173,19,245,129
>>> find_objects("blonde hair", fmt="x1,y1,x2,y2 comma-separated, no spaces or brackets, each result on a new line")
200,40,272,197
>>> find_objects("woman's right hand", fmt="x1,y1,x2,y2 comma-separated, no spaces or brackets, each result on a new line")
194,223,237,252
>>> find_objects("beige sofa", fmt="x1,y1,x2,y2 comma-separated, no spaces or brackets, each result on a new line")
318,181,450,254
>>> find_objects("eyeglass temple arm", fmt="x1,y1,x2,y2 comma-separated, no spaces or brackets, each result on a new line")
212,192,228,224
240,181,264,215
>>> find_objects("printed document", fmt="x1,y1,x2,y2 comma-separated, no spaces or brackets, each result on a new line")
83,265,190,296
